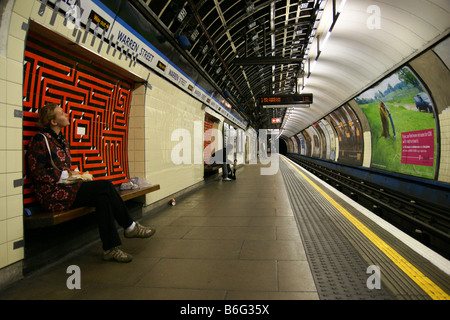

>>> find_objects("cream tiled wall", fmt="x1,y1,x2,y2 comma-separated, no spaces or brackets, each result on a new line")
362,131,372,168
128,83,147,181
438,110,450,182
0,0,210,277
0,0,211,276
0,0,30,271
144,75,205,204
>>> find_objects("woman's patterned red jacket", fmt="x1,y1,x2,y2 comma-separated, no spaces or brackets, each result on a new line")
27,128,82,212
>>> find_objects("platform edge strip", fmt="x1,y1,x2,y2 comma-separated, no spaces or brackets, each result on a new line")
282,156,450,301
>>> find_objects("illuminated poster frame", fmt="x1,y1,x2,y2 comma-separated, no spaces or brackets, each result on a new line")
355,66,437,179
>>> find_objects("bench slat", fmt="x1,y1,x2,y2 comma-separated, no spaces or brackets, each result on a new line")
24,184,160,229
118,184,160,201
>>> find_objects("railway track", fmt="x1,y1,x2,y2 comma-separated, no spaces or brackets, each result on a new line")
287,155,450,259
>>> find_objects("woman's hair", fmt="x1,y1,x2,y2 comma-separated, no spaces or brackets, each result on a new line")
38,103,59,128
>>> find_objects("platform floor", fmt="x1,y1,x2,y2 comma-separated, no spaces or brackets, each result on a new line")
1,156,449,301
281,156,449,300
0,161,319,300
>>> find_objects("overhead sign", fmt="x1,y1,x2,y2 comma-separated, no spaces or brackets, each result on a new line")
88,10,110,31
259,94,313,106
262,104,310,109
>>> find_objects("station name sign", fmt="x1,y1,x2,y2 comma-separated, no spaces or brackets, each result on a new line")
259,94,313,105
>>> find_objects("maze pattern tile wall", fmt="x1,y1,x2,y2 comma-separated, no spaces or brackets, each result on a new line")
23,31,134,205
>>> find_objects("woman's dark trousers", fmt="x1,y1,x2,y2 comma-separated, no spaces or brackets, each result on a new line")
72,180,133,251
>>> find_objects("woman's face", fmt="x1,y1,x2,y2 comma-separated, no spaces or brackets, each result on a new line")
52,106,70,128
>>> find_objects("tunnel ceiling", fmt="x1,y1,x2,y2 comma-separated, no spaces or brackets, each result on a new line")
127,0,450,136
129,0,319,130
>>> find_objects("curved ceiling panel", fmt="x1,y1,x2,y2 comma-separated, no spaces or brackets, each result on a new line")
122,0,448,134
279,0,450,138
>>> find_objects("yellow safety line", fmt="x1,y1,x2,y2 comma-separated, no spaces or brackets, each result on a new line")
283,157,450,300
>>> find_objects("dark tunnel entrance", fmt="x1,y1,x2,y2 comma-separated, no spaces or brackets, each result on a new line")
279,139,287,155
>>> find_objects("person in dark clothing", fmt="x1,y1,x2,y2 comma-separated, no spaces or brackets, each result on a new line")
208,144,234,181
229,159,237,180
27,103,155,263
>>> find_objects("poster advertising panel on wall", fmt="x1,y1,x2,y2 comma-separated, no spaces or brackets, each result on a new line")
318,120,333,161
325,105,363,166
401,129,434,166
355,66,436,179
297,133,306,156
290,136,298,154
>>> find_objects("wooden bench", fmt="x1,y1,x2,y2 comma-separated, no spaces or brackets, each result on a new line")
24,184,160,229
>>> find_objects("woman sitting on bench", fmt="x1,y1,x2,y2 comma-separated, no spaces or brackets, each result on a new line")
27,103,155,263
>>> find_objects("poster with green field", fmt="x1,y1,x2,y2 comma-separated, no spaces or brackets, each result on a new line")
355,66,436,179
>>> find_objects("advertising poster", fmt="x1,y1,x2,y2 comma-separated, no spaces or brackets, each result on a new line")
291,136,299,154
301,130,312,156
297,133,306,155
355,66,436,179
320,119,337,161
313,122,327,159
305,127,321,158
325,104,363,166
